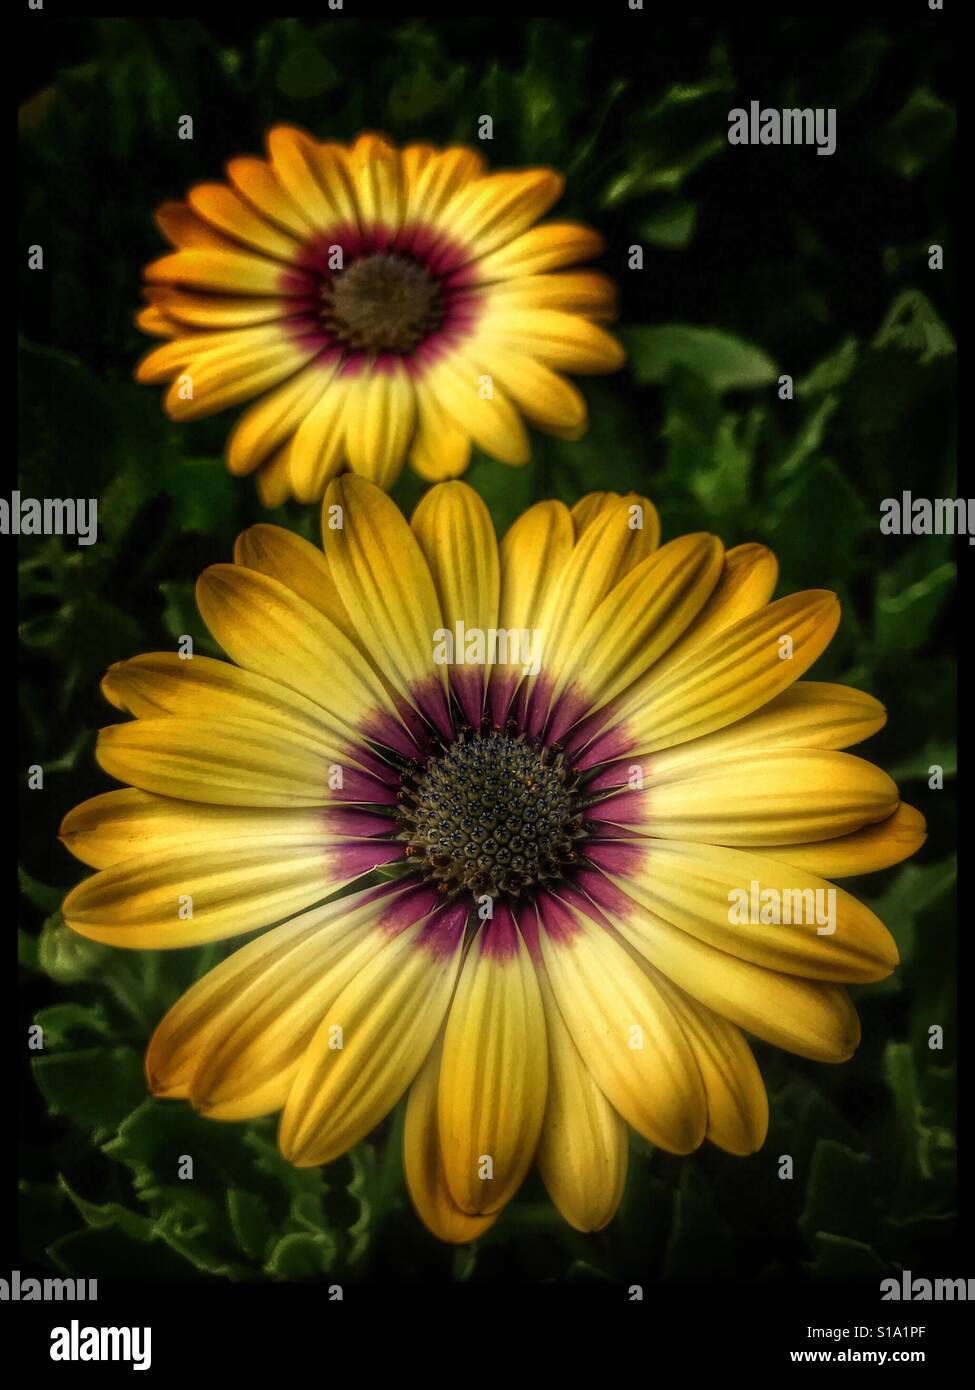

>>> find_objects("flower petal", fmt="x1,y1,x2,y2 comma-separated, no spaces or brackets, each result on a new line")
754,802,927,878
591,748,899,845
535,964,628,1232
411,481,500,727
588,590,841,762
187,182,299,260
147,883,429,1115
342,362,416,491
490,499,574,723
62,836,399,949
225,360,335,477
95,716,377,807
324,475,451,735
59,789,392,871
548,532,724,729
196,563,400,743
404,1034,498,1243
587,839,899,982
279,900,467,1166
580,871,861,1062
471,223,606,281
646,970,768,1155
537,892,707,1152
233,524,352,634
438,909,547,1214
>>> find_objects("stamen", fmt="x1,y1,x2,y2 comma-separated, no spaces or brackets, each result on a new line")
320,253,445,354
396,728,587,900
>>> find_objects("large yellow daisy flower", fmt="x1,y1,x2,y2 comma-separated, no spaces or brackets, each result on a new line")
134,130,623,503
60,479,924,1241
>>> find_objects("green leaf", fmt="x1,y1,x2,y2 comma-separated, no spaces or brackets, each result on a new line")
227,1189,274,1262
806,1233,890,1280
19,866,66,914
623,325,778,393
33,1002,111,1048
884,1042,956,1195
266,1231,337,1279
276,45,340,100
874,87,955,181
799,1139,876,1245
33,1046,146,1132
639,197,699,250
663,1166,736,1279
59,1177,156,1243
37,913,109,984
873,289,956,364
874,561,954,659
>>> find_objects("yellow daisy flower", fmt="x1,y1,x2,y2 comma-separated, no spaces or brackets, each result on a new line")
60,479,924,1241
134,129,623,503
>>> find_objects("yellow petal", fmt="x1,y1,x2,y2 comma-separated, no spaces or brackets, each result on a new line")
549,532,724,721
469,343,588,438
196,563,398,742
145,247,289,295
227,155,315,238
532,496,663,712
470,223,606,281
645,681,888,777
646,542,779,682
755,802,927,878
589,838,898,982
535,966,628,1231
411,481,500,725
100,652,368,759
154,201,234,250
441,169,565,263
588,879,860,1062
597,748,899,844
267,126,348,234
347,134,405,239
484,270,618,322
59,789,390,871
646,969,768,1155
606,590,841,757
187,182,299,260
147,884,423,1114
402,146,485,230
404,1034,498,1243
492,499,573,721
537,895,706,1152
142,285,291,330
409,375,473,481
233,524,352,634
423,350,531,466
571,491,660,554
342,362,416,491
438,912,547,1214
323,475,450,733
279,901,467,1166
96,716,362,807
63,837,395,949
286,371,353,504
225,359,335,476
478,306,624,373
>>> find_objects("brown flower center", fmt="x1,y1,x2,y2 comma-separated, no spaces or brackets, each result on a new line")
397,730,587,900
320,253,445,354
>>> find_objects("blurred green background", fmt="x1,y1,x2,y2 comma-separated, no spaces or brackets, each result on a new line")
18,14,956,1284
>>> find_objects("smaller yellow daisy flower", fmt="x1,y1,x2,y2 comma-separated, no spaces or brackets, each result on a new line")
135,129,624,504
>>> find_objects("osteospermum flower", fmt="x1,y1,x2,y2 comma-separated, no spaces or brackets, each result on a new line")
60,479,925,1241
134,129,623,503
